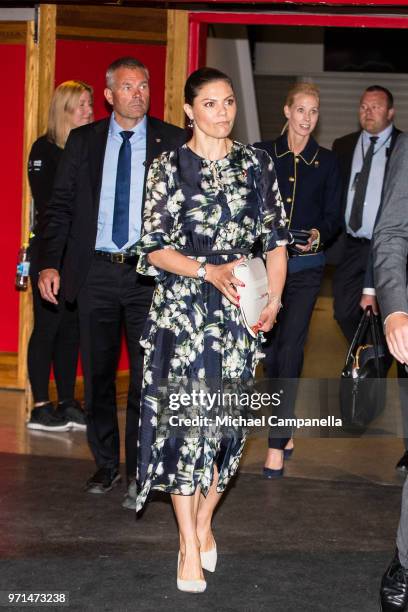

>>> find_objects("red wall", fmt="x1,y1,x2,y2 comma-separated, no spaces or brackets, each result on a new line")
0,44,26,352
55,40,167,370
1,39,165,361
55,40,166,120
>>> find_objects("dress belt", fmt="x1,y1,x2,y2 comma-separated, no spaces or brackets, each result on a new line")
181,248,251,257
94,250,138,264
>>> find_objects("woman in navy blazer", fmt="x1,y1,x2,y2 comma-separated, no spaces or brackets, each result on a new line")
254,82,342,478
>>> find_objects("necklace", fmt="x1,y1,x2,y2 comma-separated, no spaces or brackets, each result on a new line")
209,160,222,184
190,139,232,161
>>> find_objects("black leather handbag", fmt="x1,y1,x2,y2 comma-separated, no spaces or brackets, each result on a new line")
340,306,392,432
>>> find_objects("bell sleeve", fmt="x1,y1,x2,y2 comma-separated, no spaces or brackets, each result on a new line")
137,153,177,277
254,148,289,253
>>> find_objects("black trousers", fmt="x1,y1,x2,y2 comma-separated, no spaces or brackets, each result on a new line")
28,242,79,403
77,256,154,479
333,236,371,344
263,265,324,449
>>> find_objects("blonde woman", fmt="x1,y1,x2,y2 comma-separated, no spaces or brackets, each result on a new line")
255,82,342,477
27,81,93,432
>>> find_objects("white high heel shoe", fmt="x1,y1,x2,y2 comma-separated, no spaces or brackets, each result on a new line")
177,552,207,593
200,545,217,573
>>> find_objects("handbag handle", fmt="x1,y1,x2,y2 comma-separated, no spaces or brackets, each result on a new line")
369,306,383,373
344,307,371,367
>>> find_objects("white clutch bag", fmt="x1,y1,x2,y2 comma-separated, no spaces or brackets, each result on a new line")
233,257,268,338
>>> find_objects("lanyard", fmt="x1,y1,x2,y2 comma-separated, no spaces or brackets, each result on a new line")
361,133,392,159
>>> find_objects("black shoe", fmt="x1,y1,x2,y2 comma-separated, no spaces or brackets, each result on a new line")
284,448,294,460
85,468,121,494
26,403,71,432
396,452,408,473
263,467,284,479
57,400,86,431
380,550,408,611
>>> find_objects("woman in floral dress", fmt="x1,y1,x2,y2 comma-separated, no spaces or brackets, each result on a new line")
136,67,288,592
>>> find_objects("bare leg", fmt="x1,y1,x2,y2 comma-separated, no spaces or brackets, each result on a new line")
265,436,293,469
171,488,204,581
264,448,284,469
197,466,222,552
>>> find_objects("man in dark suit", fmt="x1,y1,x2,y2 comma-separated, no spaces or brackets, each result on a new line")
332,85,408,471
38,57,186,506
332,85,400,341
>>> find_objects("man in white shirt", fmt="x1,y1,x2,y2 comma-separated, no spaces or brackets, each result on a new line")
333,85,401,342
38,57,186,504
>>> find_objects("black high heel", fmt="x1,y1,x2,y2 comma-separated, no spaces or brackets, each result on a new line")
283,448,294,460
263,466,284,479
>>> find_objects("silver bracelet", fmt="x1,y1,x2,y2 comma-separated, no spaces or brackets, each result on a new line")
267,293,283,310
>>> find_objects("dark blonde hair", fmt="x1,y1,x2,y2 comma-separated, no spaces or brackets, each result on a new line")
285,82,320,108
47,80,93,148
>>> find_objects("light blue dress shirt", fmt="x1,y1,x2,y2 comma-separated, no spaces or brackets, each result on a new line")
95,113,146,252
345,123,393,240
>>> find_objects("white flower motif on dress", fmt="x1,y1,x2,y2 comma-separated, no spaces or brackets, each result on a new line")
135,142,288,511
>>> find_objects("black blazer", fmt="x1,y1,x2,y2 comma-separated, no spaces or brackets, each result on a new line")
332,126,402,287
39,115,187,302
332,126,401,219
254,134,342,245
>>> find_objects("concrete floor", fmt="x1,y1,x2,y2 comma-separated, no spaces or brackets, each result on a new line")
0,386,406,610
2,387,405,487
0,284,406,610
0,449,401,611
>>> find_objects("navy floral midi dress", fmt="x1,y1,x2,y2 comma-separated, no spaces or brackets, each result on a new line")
136,142,288,511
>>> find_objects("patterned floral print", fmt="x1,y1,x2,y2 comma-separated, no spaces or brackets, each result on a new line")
136,142,288,512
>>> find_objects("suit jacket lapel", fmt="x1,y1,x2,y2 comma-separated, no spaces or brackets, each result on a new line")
345,132,360,191
338,132,360,219
373,126,401,227
380,126,401,201
145,117,163,170
89,118,110,216
388,126,401,162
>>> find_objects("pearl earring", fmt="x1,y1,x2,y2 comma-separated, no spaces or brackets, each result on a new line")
188,118,194,129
